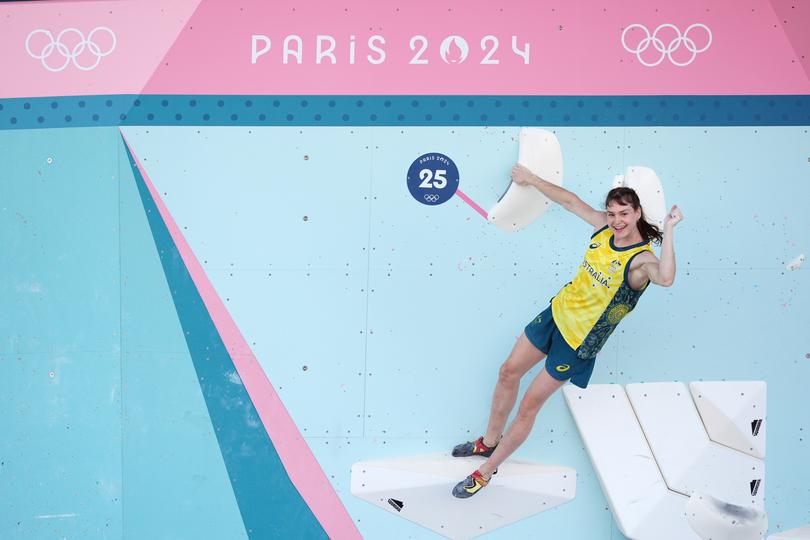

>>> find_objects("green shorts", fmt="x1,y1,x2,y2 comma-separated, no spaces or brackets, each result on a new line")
524,305,596,389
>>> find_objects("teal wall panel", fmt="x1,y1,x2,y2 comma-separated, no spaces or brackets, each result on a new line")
0,128,122,539
118,142,248,540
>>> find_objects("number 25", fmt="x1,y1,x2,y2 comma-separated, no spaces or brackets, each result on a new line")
418,169,447,188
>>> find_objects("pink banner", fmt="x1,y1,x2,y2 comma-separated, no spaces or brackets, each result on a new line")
0,0,200,99
2,0,808,98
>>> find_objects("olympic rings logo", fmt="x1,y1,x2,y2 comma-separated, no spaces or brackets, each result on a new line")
621,23,711,67
25,27,116,72
423,194,440,203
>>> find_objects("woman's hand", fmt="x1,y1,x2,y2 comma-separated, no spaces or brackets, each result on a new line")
664,205,683,228
511,163,537,187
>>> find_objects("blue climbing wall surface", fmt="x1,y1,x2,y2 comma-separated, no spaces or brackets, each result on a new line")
2,116,809,538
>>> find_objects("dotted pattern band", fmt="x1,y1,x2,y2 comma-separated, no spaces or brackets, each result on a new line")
0,95,808,129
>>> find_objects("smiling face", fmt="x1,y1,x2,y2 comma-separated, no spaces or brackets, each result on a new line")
606,201,642,242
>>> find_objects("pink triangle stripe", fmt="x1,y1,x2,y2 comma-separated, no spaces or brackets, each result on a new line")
120,130,361,540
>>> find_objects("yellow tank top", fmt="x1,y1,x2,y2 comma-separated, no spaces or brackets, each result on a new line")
551,226,653,358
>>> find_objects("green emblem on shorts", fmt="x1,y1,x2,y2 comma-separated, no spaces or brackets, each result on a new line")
556,364,571,372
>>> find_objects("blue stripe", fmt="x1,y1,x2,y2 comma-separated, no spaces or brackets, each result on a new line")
0,95,808,129
590,225,609,239
609,235,649,252
123,136,328,540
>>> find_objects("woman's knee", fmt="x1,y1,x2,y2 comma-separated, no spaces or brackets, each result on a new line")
498,361,525,385
517,394,546,419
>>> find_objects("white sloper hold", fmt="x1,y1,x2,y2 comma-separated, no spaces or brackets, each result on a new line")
768,525,810,539
690,381,766,459
613,166,667,230
686,492,768,540
786,254,805,271
350,453,575,540
487,128,563,232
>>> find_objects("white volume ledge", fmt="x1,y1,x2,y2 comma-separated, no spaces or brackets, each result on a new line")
627,382,764,509
563,384,699,540
351,453,576,540
564,382,767,540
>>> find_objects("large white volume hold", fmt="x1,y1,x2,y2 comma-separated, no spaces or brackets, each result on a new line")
686,492,768,540
613,166,667,229
690,381,767,459
351,453,576,540
626,382,765,509
563,384,699,540
769,525,810,539
488,128,563,232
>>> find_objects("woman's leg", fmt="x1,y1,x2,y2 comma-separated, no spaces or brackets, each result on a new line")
481,333,547,447
479,368,566,478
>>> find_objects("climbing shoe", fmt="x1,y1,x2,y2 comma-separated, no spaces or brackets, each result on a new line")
452,470,490,498
451,436,497,458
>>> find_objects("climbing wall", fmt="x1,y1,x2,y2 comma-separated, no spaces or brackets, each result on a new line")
1,1,809,539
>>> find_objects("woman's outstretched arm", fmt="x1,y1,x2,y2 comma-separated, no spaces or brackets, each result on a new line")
511,164,606,228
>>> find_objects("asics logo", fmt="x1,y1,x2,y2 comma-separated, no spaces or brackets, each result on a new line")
621,23,712,67
25,27,116,72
